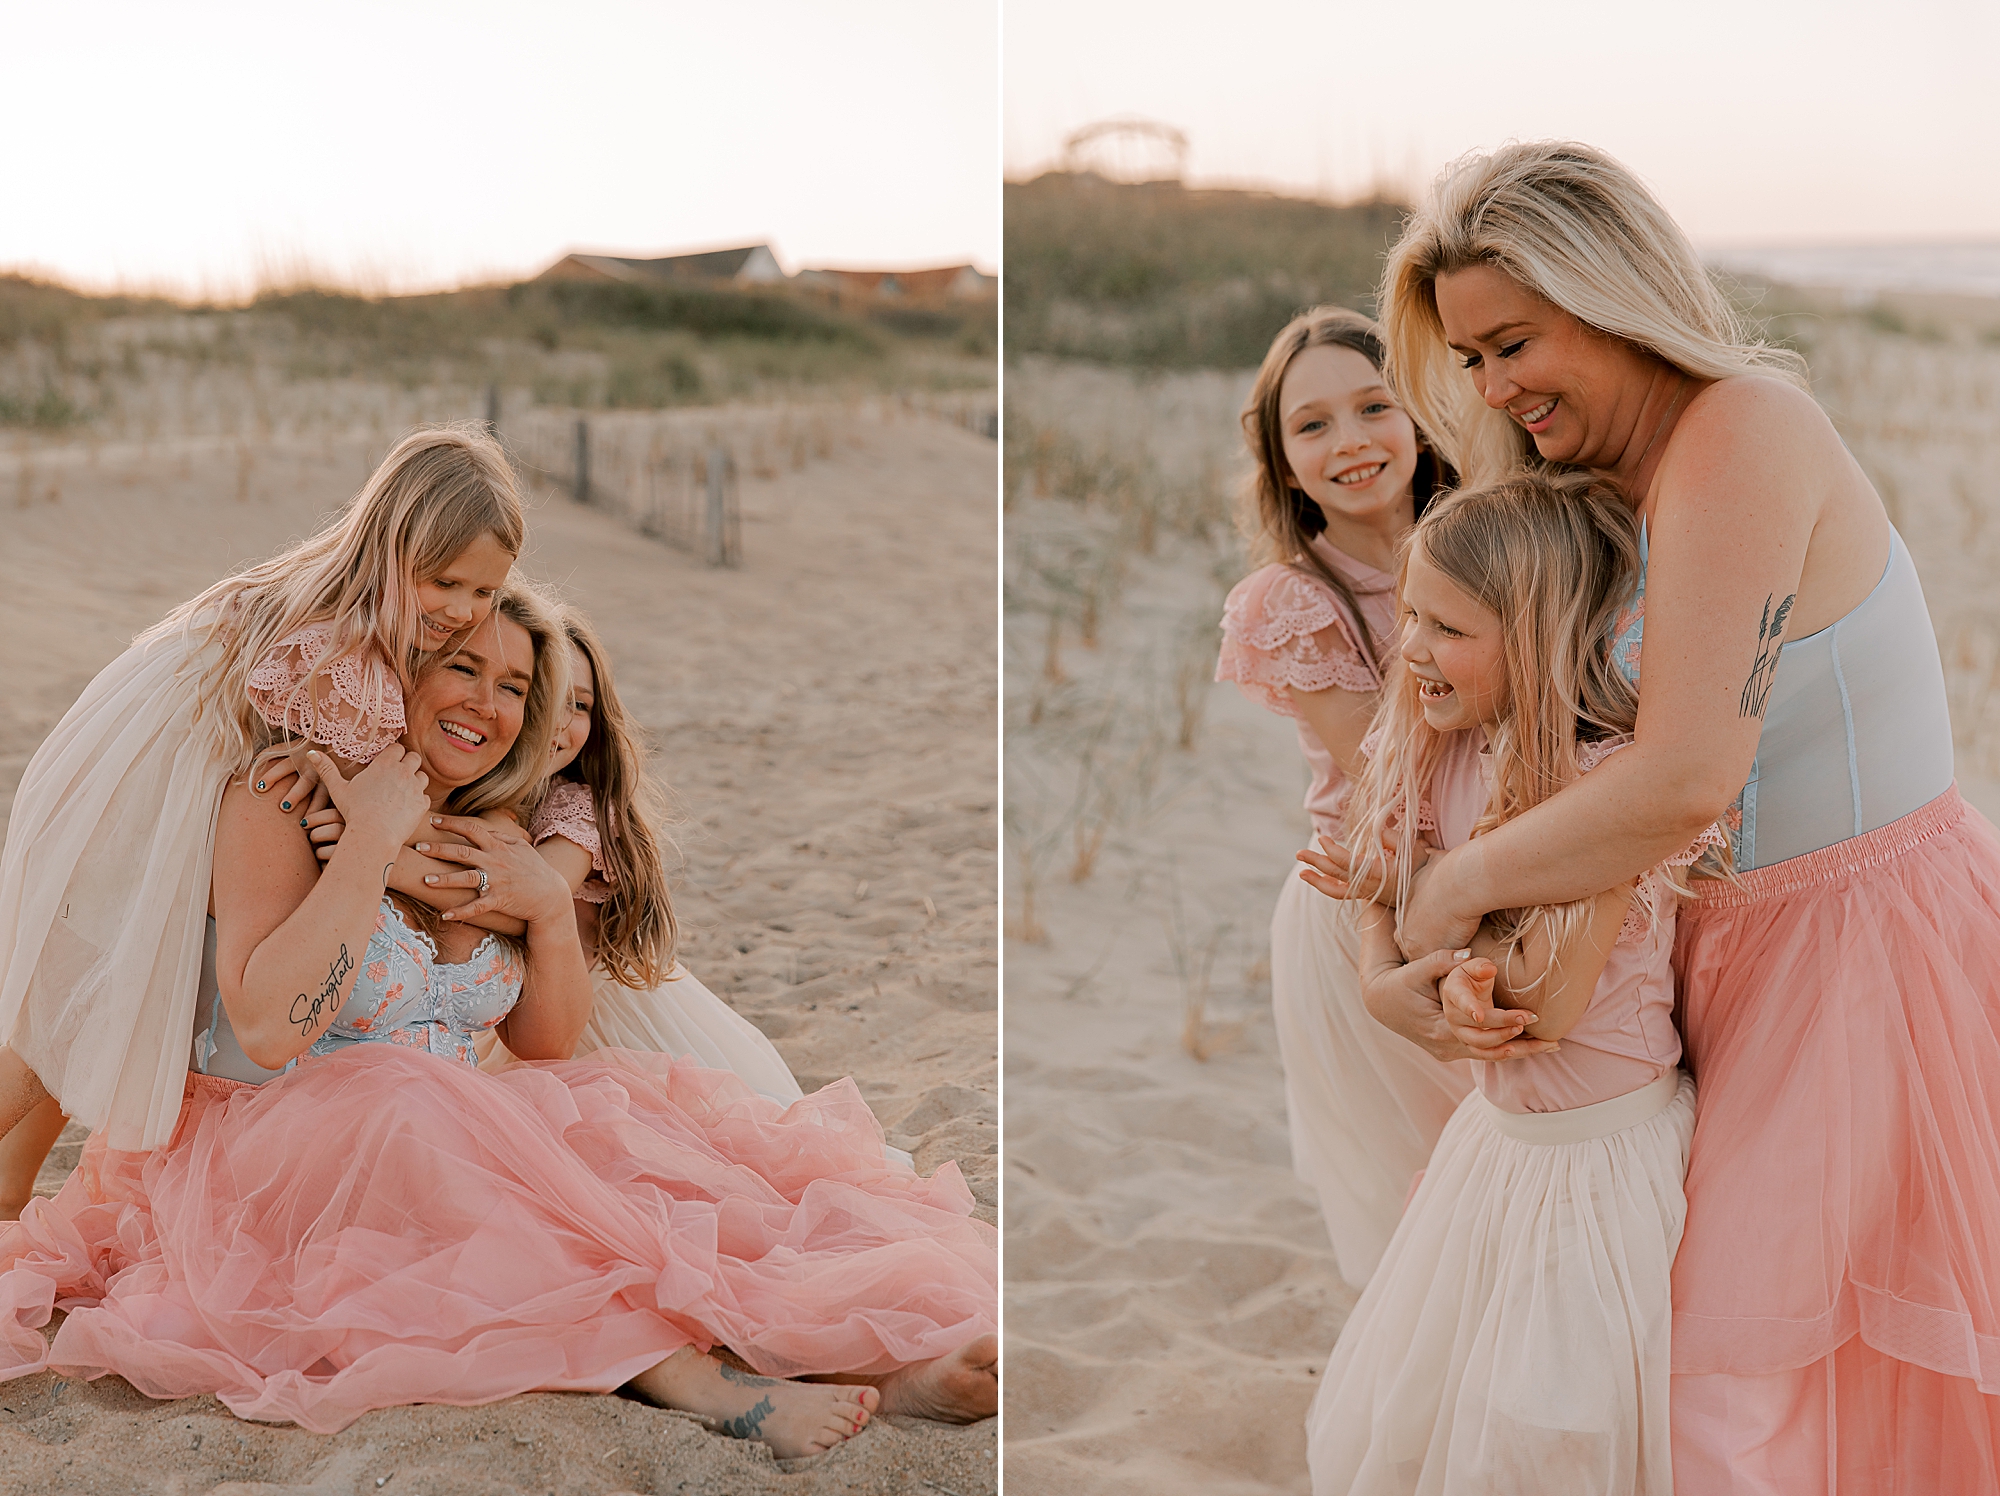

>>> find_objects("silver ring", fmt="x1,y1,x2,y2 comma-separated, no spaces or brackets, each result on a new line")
476,869,489,896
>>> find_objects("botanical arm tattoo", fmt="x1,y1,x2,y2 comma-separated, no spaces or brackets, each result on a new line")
289,944,354,1037
1739,592,1795,719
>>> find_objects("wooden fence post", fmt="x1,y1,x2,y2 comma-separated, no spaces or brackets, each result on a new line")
574,419,590,504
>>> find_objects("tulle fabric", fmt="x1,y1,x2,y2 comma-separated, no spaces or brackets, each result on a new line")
0,1047,995,1433
0,628,227,1149
1670,786,2000,1479
1308,1071,1695,1496
1269,874,1471,1288
577,965,804,1106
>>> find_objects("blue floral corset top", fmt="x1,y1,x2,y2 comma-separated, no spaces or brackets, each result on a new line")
192,900,524,1085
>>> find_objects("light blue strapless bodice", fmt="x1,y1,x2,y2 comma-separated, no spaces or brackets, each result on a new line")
192,900,523,1085
1614,525,1954,871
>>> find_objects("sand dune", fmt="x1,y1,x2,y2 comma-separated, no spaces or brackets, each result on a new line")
1003,306,2000,1493
0,407,997,1493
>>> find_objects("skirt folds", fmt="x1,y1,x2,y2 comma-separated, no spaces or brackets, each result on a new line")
0,1048,996,1432
1308,1070,1694,1496
1270,872,1471,1288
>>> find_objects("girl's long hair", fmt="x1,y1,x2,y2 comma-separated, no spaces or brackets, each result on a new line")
144,423,527,770
1344,469,1647,967
1381,141,1808,488
547,605,677,989
1239,305,1453,665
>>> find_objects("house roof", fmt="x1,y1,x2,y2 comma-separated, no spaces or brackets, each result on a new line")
534,244,784,286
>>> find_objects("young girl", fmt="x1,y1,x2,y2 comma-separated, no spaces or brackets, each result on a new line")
0,423,524,1179
443,603,806,1106
1307,472,1719,1495
1215,306,1486,1288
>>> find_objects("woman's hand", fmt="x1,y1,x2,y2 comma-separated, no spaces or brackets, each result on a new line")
416,814,574,929
1296,833,1436,907
312,748,430,865
1364,947,1554,1064
1386,847,1485,959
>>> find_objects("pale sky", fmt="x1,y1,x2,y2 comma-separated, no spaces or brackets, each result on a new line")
1005,0,2000,247
1,0,999,299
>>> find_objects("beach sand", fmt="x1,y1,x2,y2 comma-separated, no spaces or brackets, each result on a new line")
1003,311,2000,1494
0,408,998,1494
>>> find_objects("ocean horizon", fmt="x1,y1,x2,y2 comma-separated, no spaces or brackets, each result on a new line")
1704,241,2000,301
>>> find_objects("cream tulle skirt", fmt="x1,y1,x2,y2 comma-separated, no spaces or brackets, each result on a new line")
1307,1069,1695,1496
0,1047,996,1433
0,628,227,1150
575,964,804,1105
1269,873,1472,1287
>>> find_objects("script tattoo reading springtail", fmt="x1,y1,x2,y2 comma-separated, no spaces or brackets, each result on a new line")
1739,592,1795,719
290,944,353,1037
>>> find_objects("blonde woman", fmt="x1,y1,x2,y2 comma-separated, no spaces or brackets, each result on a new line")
1215,307,1498,1289
1306,141,1999,1489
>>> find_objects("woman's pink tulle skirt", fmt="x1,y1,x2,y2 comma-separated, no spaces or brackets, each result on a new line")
0,1048,996,1433
1672,787,2000,1491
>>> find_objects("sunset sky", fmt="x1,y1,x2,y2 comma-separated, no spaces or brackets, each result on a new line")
2,0,999,299
1005,0,2000,247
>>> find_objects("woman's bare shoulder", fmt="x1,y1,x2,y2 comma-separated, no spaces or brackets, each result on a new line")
1677,374,1830,449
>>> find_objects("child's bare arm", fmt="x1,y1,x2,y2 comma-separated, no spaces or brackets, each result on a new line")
1288,683,1377,778
1466,884,1633,1041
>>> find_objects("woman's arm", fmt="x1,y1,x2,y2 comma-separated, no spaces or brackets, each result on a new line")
212,748,432,1071
1398,379,1861,954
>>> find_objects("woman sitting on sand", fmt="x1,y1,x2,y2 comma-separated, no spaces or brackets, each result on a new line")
0,585,996,1453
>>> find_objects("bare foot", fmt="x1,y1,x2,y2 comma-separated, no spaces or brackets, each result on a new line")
628,1347,877,1458
873,1335,998,1423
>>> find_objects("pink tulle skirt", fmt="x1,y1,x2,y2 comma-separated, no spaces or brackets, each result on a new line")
1672,787,2000,1487
0,1048,996,1433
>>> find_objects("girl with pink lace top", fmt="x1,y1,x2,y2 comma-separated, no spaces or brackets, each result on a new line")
1213,307,1498,1289
439,605,807,1107
1308,471,1723,1495
0,424,523,1207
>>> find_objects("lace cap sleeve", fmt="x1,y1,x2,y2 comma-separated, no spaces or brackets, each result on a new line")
531,781,606,871
1216,564,1380,718
246,622,407,763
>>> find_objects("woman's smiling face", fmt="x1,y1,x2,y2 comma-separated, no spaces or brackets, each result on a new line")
406,614,535,792
1433,263,1659,471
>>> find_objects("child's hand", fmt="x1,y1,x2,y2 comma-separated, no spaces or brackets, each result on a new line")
249,742,343,815
312,747,431,862
305,802,346,862
1440,957,1545,1055
1297,833,1436,907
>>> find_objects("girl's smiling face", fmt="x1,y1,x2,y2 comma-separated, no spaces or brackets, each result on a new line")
1399,539,1509,732
414,531,516,651
406,614,533,793
1277,343,1421,531
548,642,595,776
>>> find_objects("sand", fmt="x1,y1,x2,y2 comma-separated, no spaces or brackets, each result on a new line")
1002,312,2000,1494
0,406,997,1494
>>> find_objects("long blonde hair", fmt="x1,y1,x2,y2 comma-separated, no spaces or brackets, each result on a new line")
1345,469,1645,966
145,423,527,769
548,604,676,988
1238,306,1453,665
1382,141,1808,487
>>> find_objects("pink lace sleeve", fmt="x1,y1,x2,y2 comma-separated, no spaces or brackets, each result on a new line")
530,781,613,903
1216,565,1379,718
245,622,407,763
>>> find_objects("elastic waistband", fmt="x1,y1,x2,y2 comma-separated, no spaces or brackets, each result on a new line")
1476,1068,1685,1145
184,1071,254,1103
1689,786,1967,910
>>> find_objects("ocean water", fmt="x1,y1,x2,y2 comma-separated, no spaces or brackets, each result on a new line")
1704,242,2000,301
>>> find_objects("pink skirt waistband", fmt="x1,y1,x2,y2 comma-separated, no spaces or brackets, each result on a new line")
1687,785,1968,911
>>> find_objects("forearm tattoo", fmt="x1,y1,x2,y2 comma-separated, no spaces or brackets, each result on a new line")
1739,592,1795,719
290,944,353,1037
